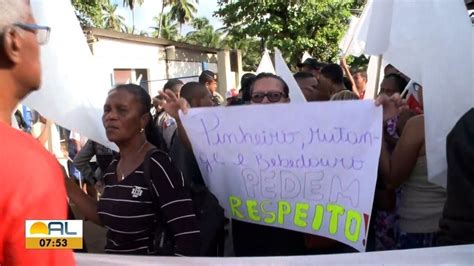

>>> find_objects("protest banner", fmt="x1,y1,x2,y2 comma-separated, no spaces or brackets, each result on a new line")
74,244,474,265
180,101,382,251
27,0,117,150
345,0,473,187
274,49,307,103
256,50,275,74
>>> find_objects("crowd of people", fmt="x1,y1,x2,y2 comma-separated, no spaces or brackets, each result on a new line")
1,0,473,265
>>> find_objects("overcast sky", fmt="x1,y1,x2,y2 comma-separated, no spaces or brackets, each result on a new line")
111,0,224,35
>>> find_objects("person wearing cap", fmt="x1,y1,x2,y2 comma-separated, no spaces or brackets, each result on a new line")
199,70,224,106
297,58,326,79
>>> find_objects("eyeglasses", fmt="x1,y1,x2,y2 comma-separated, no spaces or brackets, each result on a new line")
13,23,51,45
251,91,286,103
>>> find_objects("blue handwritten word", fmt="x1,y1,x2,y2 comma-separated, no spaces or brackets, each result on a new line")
234,153,247,166
198,153,213,174
200,116,300,147
306,127,378,147
255,153,364,171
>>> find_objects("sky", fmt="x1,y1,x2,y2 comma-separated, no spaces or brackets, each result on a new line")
111,0,224,35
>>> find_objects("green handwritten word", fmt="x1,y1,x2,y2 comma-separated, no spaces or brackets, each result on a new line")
228,196,362,243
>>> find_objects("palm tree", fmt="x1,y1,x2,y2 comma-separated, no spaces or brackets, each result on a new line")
185,17,223,48
102,1,126,32
151,12,178,40
121,25,135,34
139,30,150,37
190,17,209,31
156,0,172,38
169,0,198,35
123,0,144,34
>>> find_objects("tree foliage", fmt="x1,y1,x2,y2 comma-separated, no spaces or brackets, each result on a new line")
151,12,179,41
223,35,261,71
185,17,223,48
102,1,127,32
122,0,144,10
71,0,105,27
216,0,364,70
169,0,198,34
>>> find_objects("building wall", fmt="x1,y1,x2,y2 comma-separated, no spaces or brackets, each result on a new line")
90,37,219,96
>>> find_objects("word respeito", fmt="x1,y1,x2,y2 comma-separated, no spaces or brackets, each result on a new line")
229,196,365,243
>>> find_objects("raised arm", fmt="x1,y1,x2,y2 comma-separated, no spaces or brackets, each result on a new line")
339,57,360,97
63,166,102,226
159,91,192,150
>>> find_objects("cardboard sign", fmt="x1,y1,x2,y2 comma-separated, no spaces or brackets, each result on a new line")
181,101,382,251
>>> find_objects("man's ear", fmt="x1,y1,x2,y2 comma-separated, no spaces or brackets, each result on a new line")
2,28,22,65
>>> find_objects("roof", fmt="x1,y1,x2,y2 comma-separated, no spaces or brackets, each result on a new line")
84,27,220,54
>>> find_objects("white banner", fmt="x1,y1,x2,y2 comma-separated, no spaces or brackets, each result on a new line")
347,0,474,187
28,0,116,150
256,50,275,74
75,244,474,265
181,101,382,251
274,48,307,103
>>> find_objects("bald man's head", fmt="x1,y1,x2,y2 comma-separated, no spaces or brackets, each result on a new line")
180,82,214,108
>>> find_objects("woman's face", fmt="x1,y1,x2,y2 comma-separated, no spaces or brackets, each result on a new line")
102,89,147,144
250,77,289,104
380,77,399,96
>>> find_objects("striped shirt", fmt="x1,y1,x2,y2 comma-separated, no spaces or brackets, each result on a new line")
97,152,200,256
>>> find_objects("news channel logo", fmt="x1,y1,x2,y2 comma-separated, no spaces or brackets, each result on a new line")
25,220,83,249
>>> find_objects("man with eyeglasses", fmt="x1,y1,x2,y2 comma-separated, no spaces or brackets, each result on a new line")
0,0,74,265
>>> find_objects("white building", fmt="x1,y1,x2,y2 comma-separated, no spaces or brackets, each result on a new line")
84,28,242,97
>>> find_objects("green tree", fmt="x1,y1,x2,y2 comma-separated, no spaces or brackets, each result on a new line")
156,0,173,38
169,0,198,35
185,17,223,48
71,0,105,28
102,1,127,31
216,0,362,70
123,0,144,34
151,12,179,40
223,35,261,71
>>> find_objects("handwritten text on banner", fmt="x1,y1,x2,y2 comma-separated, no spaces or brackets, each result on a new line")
180,101,382,251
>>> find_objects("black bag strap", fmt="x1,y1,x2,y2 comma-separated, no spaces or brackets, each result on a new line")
142,148,176,255
168,131,200,188
142,148,161,205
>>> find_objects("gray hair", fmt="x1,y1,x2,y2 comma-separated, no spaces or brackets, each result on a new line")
330,90,359,101
0,0,29,35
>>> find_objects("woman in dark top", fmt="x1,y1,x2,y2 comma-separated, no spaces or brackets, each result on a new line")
65,84,200,256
